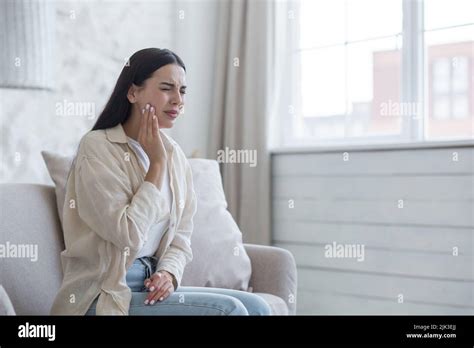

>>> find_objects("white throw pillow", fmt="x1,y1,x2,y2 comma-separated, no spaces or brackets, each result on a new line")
41,151,75,225
181,159,251,290
0,285,16,315
41,151,252,291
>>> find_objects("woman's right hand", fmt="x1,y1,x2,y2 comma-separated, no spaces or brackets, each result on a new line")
137,104,167,166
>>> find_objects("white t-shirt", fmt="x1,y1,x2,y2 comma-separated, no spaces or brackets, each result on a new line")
127,136,172,258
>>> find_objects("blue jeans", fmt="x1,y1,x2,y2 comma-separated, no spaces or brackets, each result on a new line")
85,256,271,315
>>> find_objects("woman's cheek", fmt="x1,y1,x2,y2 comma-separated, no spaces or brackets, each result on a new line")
154,94,168,107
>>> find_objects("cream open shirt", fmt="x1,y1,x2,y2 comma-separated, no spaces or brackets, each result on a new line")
50,123,197,315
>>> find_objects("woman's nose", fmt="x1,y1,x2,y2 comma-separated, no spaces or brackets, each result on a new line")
171,90,183,105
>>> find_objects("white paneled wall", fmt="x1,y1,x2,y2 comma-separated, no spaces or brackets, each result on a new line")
271,144,474,314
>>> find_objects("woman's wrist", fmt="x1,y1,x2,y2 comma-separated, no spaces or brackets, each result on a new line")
145,162,165,190
157,270,176,289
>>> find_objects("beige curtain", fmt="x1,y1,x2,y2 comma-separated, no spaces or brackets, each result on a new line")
208,0,296,245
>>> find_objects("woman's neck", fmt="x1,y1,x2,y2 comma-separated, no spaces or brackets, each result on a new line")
122,110,141,141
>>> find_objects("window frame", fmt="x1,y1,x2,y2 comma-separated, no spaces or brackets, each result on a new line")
279,0,473,150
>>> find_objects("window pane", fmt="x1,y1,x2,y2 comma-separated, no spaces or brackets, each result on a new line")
425,25,474,46
296,0,404,143
347,37,403,137
300,0,346,48
452,95,469,119
346,0,402,41
425,0,474,31
433,98,450,120
432,58,450,94
300,47,346,118
452,56,468,93
425,25,474,139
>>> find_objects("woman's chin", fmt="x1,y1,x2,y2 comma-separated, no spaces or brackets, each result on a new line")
158,121,174,129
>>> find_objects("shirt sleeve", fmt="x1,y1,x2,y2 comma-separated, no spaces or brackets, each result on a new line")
156,158,197,288
75,154,169,253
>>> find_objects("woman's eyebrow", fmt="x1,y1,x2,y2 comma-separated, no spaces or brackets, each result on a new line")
160,82,187,89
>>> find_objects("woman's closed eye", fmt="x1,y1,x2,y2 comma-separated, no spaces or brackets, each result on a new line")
161,88,186,94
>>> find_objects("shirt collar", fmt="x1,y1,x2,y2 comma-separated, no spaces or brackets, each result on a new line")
105,123,175,153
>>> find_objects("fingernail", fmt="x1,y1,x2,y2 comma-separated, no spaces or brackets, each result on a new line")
144,299,149,305
150,300,155,305
149,286,155,292
145,104,150,109
159,297,163,301
142,108,145,114
150,106,154,112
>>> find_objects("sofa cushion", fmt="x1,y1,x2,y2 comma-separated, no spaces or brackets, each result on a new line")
41,152,251,291
0,285,16,315
0,184,65,315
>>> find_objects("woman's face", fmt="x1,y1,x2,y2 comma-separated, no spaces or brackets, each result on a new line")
132,63,186,129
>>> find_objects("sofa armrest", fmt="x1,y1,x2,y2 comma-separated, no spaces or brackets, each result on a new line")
244,243,297,315
0,285,16,315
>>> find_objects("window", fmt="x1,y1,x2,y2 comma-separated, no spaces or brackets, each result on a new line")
424,0,474,139
282,0,474,147
431,56,469,121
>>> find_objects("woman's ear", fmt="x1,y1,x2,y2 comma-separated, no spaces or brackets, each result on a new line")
127,83,140,103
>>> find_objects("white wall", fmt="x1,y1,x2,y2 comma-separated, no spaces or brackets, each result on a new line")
0,0,218,185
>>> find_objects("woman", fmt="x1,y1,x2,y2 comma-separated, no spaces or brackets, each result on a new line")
50,48,271,316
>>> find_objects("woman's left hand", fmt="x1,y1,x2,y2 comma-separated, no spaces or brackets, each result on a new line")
143,271,175,305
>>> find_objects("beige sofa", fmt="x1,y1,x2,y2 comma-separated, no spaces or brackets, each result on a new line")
0,159,297,315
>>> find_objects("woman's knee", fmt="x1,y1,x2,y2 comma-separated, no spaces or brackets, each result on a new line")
169,291,249,315
222,296,248,315
243,294,272,315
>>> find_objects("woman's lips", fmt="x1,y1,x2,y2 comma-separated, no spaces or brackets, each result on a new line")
164,111,178,119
